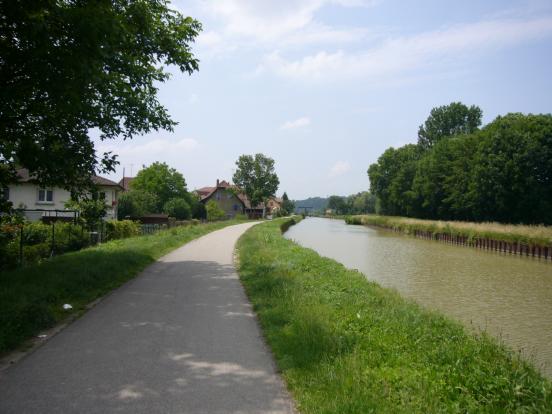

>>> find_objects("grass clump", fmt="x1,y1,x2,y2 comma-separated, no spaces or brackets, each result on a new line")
237,218,552,413
346,214,552,247
0,220,243,354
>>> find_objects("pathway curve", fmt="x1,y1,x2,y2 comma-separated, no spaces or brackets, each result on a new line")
0,222,295,414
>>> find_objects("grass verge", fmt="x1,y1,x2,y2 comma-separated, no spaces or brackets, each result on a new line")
236,218,552,413
346,214,552,248
0,220,245,354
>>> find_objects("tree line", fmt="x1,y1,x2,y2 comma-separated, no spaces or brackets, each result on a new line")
368,103,552,224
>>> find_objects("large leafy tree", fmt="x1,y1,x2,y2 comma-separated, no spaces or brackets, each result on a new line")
117,190,158,219
418,102,482,149
131,162,188,212
0,0,201,198
233,154,279,217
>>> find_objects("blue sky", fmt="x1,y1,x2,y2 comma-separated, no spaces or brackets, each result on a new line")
96,0,552,199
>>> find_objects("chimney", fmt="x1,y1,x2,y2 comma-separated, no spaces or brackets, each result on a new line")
216,179,220,187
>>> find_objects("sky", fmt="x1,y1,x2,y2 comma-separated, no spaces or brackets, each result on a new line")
95,0,552,200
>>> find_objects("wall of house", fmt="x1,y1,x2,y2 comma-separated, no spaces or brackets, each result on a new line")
6,183,118,221
205,188,244,218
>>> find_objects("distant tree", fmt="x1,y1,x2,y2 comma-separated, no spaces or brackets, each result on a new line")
327,196,347,215
0,1,201,204
117,190,158,219
418,102,482,149
233,154,279,218
206,200,225,221
351,192,376,214
163,198,191,220
281,192,295,216
131,162,188,212
189,193,206,220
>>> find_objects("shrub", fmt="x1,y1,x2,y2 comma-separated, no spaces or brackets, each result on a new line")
105,220,140,240
206,200,226,221
163,198,191,220
234,213,248,221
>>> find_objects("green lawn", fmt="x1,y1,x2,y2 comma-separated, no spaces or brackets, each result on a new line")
0,220,244,354
236,218,552,413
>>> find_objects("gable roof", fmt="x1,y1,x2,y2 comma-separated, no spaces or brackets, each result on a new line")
14,168,122,189
118,176,135,191
194,179,281,211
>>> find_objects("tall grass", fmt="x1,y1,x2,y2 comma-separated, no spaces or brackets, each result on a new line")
237,218,552,413
0,220,243,354
346,214,552,247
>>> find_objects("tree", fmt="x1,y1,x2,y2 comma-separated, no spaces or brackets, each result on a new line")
163,198,191,220
233,154,279,217
206,200,225,221
327,196,347,215
0,1,201,201
418,102,482,149
66,198,106,229
280,192,295,216
131,162,188,212
368,144,421,216
117,190,158,219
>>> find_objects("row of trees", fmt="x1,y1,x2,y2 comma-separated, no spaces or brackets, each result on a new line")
327,192,377,215
368,103,552,224
118,162,204,220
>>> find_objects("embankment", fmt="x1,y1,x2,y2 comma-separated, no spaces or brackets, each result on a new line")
346,214,552,261
236,218,551,413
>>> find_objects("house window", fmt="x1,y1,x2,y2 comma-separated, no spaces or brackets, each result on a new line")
38,188,54,203
99,191,106,201
1,187,8,201
233,204,238,211
216,192,221,200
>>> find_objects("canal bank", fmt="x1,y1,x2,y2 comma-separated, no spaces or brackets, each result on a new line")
345,215,552,261
285,217,552,379
237,218,551,413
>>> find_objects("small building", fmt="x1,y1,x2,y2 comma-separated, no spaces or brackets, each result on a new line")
2,168,122,221
196,180,246,219
195,179,283,219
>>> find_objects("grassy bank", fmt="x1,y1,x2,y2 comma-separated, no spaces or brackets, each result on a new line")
0,220,245,354
346,214,552,248
236,218,551,413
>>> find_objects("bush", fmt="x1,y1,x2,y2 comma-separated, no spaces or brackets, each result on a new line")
106,220,140,240
234,213,248,221
206,200,226,221
163,198,191,220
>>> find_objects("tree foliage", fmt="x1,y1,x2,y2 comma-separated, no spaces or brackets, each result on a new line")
117,190,158,219
163,198,191,220
418,102,482,149
131,162,188,211
233,154,280,213
280,192,295,216
369,107,552,224
0,0,201,195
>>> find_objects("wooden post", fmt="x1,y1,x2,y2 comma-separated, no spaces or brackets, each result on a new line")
19,226,24,266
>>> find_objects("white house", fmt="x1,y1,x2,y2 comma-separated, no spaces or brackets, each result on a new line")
1,168,122,221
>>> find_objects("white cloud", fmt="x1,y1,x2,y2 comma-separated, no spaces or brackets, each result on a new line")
258,17,552,81
193,0,378,56
280,117,311,130
97,138,199,160
329,161,351,177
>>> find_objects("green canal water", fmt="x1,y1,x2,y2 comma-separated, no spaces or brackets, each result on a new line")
284,217,552,377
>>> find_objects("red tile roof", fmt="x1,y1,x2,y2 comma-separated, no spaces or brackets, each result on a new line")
14,168,122,188
118,176,135,191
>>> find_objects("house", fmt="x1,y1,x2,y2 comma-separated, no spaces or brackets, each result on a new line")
195,179,283,219
1,168,122,221
118,176,135,192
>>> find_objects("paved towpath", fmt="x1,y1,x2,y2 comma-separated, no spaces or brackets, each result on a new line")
0,222,295,414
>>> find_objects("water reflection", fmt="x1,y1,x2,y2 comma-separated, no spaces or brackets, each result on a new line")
284,217,552,377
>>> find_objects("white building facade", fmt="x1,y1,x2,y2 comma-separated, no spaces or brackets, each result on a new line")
2,169,121,221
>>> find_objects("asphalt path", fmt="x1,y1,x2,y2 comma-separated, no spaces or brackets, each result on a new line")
0,222,295,414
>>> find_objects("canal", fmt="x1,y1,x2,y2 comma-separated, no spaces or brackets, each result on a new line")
284,217,552,377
